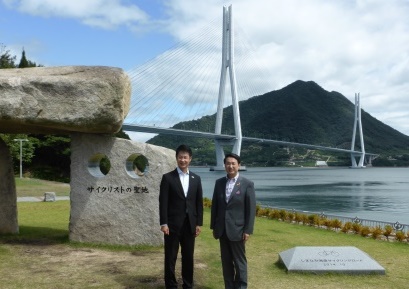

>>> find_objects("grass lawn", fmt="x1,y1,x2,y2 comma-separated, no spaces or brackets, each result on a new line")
1,200,408,289
15,177,70,197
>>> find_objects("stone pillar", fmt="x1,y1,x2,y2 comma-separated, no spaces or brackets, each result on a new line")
0,136,19,234
69,133,175,246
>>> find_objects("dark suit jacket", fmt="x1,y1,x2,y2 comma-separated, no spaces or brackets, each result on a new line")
159,169,203,234
210,175,256,241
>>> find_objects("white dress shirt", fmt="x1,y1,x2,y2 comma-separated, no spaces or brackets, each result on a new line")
225,173,238,202
177,167,190,197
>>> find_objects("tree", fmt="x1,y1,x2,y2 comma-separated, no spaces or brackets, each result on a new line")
0,43,16,68
0,134,36,171
115,128,131,140
18,48,38,68
18,48,29,68
1,45,42,177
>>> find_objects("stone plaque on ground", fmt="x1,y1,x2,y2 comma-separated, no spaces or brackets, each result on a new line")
279,246,385,274
44,192,56,202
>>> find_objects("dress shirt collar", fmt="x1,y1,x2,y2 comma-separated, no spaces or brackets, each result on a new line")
226,173,239,182
177,166,189,175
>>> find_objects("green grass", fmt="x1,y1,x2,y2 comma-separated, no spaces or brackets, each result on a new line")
12,201,69,242
1,201,408,289
15,177,70,197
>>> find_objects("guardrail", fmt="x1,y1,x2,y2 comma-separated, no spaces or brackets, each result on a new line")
261,206,409,232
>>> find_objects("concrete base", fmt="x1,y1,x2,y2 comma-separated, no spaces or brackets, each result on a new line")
279,246,385,274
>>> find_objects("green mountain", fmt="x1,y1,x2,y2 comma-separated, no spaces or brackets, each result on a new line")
148,80,409,167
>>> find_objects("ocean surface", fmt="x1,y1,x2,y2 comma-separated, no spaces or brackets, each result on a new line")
191,167,409,224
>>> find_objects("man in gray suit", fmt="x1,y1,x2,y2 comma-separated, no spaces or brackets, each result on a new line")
210,153,256,289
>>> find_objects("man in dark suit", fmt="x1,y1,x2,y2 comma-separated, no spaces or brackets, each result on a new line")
159,144,204,289
210,153,256,289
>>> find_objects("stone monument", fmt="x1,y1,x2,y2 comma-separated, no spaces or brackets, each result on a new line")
69,133,175,245
0,137,18,234
0,66,175,245
0,66,130,134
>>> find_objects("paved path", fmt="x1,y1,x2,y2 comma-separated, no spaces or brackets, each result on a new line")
17,196,70,202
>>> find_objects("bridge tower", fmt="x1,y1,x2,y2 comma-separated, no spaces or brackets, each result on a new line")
350,93,366,168
212,5,243,171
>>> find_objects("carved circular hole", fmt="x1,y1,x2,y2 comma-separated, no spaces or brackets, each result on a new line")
126,154,149,178
88,153,111,178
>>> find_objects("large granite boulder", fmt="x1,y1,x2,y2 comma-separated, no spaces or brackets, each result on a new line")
0,136,18,234
69,133,176,245
0,66,131,134
0,65,173,246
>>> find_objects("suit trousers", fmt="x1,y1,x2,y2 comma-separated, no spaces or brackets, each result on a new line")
164,216,195,289
219,233,247,289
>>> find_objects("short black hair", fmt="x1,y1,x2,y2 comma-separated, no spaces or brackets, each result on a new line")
224,152,241,164
176,144,192,157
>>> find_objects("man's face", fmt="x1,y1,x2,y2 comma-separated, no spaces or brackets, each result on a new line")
177,151,192,172
224,157,239,178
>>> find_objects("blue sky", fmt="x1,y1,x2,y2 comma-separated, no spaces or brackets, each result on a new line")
0,0,174,69
1,0,409,142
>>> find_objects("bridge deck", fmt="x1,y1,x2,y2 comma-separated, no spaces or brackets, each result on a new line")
122,124,376,156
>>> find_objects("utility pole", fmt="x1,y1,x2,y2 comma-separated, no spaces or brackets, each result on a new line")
14,138,28,178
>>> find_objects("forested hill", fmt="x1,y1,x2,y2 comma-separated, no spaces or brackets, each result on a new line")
148,80,409,166
240,80,409,150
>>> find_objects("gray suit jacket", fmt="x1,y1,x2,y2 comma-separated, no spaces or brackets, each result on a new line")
210,175,256,241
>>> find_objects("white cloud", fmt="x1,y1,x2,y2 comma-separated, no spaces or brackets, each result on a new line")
3,0,150,29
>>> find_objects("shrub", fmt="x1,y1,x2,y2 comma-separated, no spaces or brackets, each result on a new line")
294,212,303,224
341,222,353,233
383,225,393,241
268,209,280,220
301,214,309,225
257,207,271,218
203,197,212,208
308,214,319,226
256,204,262,215
395,231,406,242
279,209,289,221
323,218,333,230
371,226,383,240
331,219,343,231
352,223,362,234
360,226,371,237
287,212,295,222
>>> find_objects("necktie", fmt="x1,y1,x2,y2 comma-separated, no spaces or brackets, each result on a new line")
226,178,235,202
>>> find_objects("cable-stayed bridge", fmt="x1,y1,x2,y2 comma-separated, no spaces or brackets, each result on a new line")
123,5,374,169
121,124,371,157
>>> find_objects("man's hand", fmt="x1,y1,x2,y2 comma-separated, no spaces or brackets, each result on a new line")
195,226,202,237
161,225,169,235
243,233,250,241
